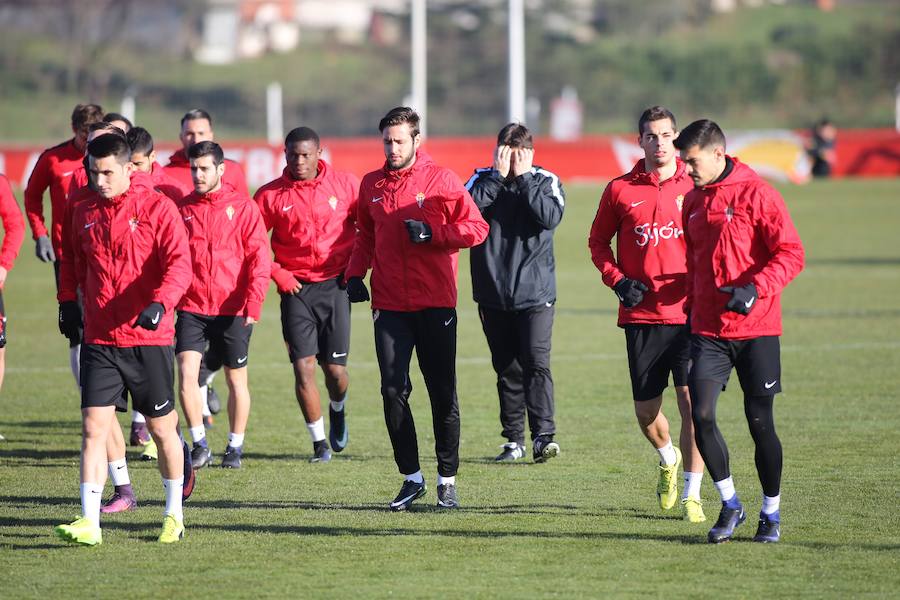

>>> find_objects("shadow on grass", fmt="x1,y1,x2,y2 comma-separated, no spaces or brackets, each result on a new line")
240,451,387,463
4,419,80,430
0,448,81,468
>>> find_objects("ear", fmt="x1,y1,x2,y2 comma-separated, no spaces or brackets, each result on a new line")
148,150,157,164
714,145,726,161
217,162,226,177
412,133,421,150
317,146,324,158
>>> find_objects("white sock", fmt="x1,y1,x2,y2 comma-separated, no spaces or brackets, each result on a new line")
762,494,780,515
330,396,346,412
108,458,130,486
306,417,325,443
200,385,211,417
228,432,244,449
80,482,103,527
437,475,456,486
189,425,206,444
163,477,184,520
70,345,81,388
132,411,146,424
656,440,677,466
205,371,217,387
404,470,424,484
714,477,737,503
683,471,703,500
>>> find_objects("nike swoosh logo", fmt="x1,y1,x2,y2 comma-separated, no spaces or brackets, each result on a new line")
444,318,454,326
237,356,248,364
418,232,429,239
150,312,161,325
764,380,777,389
116,465,126,470
154,400,169,411
631,201,645,207
744,297,755,309
689,211,700,220
84,222,95,229
282,205,293,211
183,216,193,221
62,171,74,177
332,352,347,358
372,196,382,203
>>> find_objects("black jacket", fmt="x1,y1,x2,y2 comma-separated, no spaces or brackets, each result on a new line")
466,166,565,310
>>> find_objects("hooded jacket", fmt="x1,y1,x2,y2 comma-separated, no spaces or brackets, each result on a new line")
163,149,250,198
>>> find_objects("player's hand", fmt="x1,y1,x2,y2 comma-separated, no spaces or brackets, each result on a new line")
719,283,758,315
58,301,83,339
494,145,511,178
613,277,649,309
35,236,55,263
404,219,432,244
244,316,257,326
134,302,165,330
273,269,302,295
346,277,369,303
0,266,7,290
512,147,534,178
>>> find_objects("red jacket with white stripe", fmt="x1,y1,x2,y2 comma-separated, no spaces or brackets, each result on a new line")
177,187,270,320
0,174,26,272
23,139,85,257
589,159,693,326
163,149,249,198
345,150,489,311
683,157,805,339
58,172,192,346
254,161,359,285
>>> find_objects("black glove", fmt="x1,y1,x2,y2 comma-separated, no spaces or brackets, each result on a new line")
346,277,370,303
134,302,165,330
613,277,649,309
58,301,82,339
719,283,758,315
404,219,432,244
36,235,55,263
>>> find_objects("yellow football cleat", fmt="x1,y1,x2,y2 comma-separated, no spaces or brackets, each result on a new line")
141,438,158,461
657,446,682,510
158,514,185,543
54,516,102,546
682,496,707,523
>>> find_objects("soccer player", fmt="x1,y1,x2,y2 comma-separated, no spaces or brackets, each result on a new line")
345,107,489,510
0,174,26,441
588,106,707,523
466,123,564,464
675,119,805,543
255,127,359,463
54,134,193,545
176,141,270,470
126,126,185,203
102,112,133,133
24,103,104,385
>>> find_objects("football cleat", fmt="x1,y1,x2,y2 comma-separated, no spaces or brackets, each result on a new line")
221,445,242,469
753,511,781,543
54,516,102,546
158,514,185,543
140,438,158,461
533,435,560,463
436,484,459,509
390,479,426,512
203,414,214,429
329,406,348,453
206,385,222,415
681,496,707,523
129,422,151,446
100,489,137,513
657,447,682,510
708,502,746,543
190,443,213,469
310,440,332,463
495,442,526,462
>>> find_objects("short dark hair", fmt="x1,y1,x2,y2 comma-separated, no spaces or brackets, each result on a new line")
181,108,213,128
378,106,420,137
103,112,133,131
87,134,132,165
638,106,677,136
88,122,126,138
285,126,320,147
188,141,224,166
127,127,154,156
673,119,726,151
71,104,104,131
497,123,533,149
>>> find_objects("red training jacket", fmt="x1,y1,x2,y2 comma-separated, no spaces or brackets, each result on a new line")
177,187,270,320
23,139,85,256
163,149,249,198
683,157,805,339
150,161,190,202
58,171,192,347
589,159,693,326
345,150,489,311
0,174,26,273
255,161,359,288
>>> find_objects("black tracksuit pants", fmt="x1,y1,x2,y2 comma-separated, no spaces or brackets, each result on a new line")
374,308,460,478
478,303,556,446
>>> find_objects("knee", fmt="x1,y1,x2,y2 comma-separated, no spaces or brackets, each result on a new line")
633,403,659,429
323,364,347,385
293,357,317,387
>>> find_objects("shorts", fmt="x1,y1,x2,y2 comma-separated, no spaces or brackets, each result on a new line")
0,290,6,348
624,324,690,401
280,277,350,364
80,344,175,417
175,312,252,369
689,334,782,396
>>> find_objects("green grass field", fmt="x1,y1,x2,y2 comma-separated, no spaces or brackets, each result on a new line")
1,178,899,598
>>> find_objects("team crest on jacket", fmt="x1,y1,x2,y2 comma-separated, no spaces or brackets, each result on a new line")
328,196,338,211
128,216,139,232
226,205,235,221
416,192,425,208
675,194,684,212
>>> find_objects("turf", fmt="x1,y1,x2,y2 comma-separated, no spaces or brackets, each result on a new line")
1,178,899,597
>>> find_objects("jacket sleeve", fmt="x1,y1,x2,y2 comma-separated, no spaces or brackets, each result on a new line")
429,171,489,249
588,182,625,288
23,151,51,240
225,160,251,198
252,188,288,283
681,195,696,316
519,169,565,230
750,186,805,298
151,199,192,311
0,176,25,271
57,202,81,303
345,183,374,279
242,203,272,320
464,169,502,214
